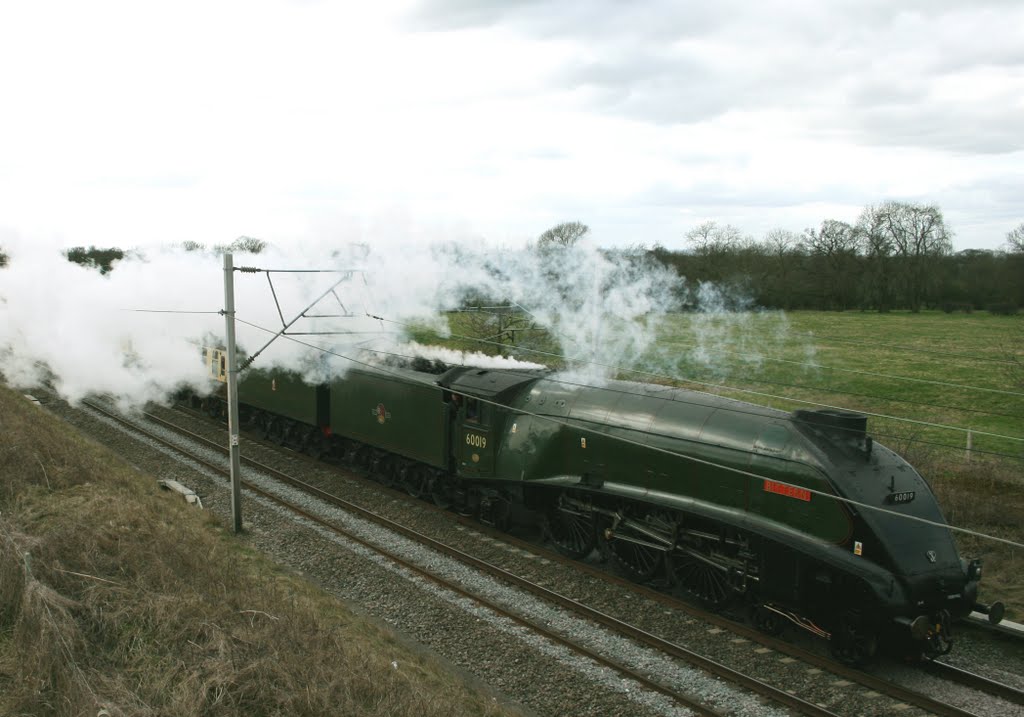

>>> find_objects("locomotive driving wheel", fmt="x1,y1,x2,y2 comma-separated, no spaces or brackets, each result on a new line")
669,551,735,610
603,508,668,583
546,491,597,559
609,538,663,582
302,428,325,459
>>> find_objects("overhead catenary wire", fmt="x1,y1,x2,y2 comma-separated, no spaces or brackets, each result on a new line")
676,364,1024,421
354,336,1024,461
661,338,1024,399
231,316,1024,551
110,305,1024,461
125,309,223,314
121,307,1024,416
789,330,1021,366
372,315,1024,444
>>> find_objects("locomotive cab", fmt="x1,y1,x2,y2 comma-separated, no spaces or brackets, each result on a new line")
456,396,497,477
437,366,545,481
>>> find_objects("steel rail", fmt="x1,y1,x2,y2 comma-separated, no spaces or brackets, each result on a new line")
965,612,1024,641
457,511,1024,713
923,662,1024,706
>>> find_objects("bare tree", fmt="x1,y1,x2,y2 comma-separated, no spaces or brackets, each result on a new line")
538,221,589,248
1007,222,1024,253
761,229,802,309
883,202,952,312
215,235,268,254
856,202,951,312
802,220,859,310
685,221,745,255
856,205,897,312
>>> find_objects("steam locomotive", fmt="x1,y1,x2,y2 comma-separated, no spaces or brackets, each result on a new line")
198,347,1002,665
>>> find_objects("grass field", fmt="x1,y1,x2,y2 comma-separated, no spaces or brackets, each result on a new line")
657,311,1022,458
435,309,1024,614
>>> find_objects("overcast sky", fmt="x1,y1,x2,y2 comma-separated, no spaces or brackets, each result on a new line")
2,0,1022,253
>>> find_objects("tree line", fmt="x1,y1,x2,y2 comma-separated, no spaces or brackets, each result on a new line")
2,214,1021,313
646,203,1024,313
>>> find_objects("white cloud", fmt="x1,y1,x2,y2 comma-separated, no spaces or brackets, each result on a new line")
0,0,1021,252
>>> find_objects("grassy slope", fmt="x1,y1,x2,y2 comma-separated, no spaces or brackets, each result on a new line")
0,385,519,717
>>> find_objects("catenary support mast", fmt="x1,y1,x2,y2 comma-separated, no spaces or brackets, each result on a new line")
223,253,243,532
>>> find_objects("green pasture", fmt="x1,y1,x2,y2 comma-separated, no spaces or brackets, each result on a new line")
653,310,1023,463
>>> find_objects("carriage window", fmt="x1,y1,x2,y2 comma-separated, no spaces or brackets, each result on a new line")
466,398,481,422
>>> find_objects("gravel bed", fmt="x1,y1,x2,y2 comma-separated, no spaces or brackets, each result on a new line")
49,396,1024,717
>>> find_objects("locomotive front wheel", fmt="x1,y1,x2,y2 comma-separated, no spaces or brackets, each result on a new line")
829,610,879,666
203,398,222,419
545,493,597,559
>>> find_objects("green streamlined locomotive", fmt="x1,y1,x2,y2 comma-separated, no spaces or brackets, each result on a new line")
200,348,1002,665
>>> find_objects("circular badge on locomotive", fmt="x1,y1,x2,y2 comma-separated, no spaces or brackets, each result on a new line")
372,403,392,424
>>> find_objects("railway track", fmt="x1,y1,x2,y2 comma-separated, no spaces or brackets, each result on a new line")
965,612,1024,641
479,520,1024,714
82,398,1024,717
467,518,1024,715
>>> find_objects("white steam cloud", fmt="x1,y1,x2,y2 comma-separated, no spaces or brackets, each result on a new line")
0,231,800,409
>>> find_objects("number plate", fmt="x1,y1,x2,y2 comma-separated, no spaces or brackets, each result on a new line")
886,491,916,504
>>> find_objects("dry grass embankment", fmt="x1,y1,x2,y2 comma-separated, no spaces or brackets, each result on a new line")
0,385,518,717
